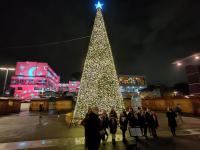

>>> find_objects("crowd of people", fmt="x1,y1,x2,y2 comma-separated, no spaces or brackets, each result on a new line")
81,104,182,150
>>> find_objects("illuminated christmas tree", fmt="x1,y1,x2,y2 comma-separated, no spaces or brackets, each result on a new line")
73,1,124,121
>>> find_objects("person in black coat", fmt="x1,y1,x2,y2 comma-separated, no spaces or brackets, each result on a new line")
149,111,159,138
99,110,109,144
109,108,118,119
166,108,177,136
81,107,92,148
137,110,145,136
102,110,109,139
128,107,135,127
138,111,147,137
175,104,183,124
143,109,151,137
85,107,101,150
39,104,43,112
133,112,141,127
109,108,118,144
119,109,128,142
109,117,118,145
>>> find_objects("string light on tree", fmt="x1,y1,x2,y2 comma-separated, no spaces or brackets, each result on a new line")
73,1,124,121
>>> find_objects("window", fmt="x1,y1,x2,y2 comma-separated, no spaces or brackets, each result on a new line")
18,87,22,90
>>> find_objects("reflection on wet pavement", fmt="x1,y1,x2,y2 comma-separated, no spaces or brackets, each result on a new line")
1,128,200,150
0,134,123,150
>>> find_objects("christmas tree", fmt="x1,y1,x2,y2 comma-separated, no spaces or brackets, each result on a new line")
73,1,124,121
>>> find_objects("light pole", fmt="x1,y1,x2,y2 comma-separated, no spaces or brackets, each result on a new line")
0,67,15,95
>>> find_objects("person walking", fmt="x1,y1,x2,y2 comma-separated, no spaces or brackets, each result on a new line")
133,112,140,127
57,111,60,119
99,110,109,145
143,109,151,138
38,115,42,124
39,104,43,112
109,107,118,119
81,107,92,148
109,108,118,145
127,107,135,128
38,104,43,125
139,110,148,138
149,111,159,138
166,108,177,136
85,107,101,150
175,104,183,124
119,109,128,143
138,110,145,136
102,110,109,140
99,112,106,145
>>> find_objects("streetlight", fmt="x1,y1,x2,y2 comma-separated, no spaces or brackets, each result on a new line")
0,67,15,95
194,56,199,60
176,62,182,67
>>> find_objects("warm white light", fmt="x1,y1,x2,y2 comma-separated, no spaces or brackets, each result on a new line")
174,91,178,96
73,8,124,121
195,56,199,60
185,96,189,99
0,67,15,71
176,62,182,66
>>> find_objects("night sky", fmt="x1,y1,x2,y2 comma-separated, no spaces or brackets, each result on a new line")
0,0,200,89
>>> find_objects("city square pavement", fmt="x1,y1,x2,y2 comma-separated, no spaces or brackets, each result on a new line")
0,110,200,150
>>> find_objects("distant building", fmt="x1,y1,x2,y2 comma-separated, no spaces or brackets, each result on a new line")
185,65,200,95
62,75,147,99
58,83,68,93
173,53,200,95
119,75,147,97
118,75,147,110
68,81,80,93
10,62,60,100
140,89,161,99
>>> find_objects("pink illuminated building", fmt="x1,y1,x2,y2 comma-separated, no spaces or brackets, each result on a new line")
68,81,80,93
10,62,60,100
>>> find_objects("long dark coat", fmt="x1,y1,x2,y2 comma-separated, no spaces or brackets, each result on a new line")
166,111,177,127
149,113,159,129
109,117,118,134
128,112,135,127
119,112,128,131
138,113,145,127
144,111,151,127
85,112,101,150
103,114,109,129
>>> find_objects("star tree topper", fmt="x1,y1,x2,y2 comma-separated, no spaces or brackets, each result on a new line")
95,1,103,9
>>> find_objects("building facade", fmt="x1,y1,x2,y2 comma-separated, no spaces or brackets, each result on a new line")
119,75,147,110
185,65,200,95
10,62,60,100
173,53,200,96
